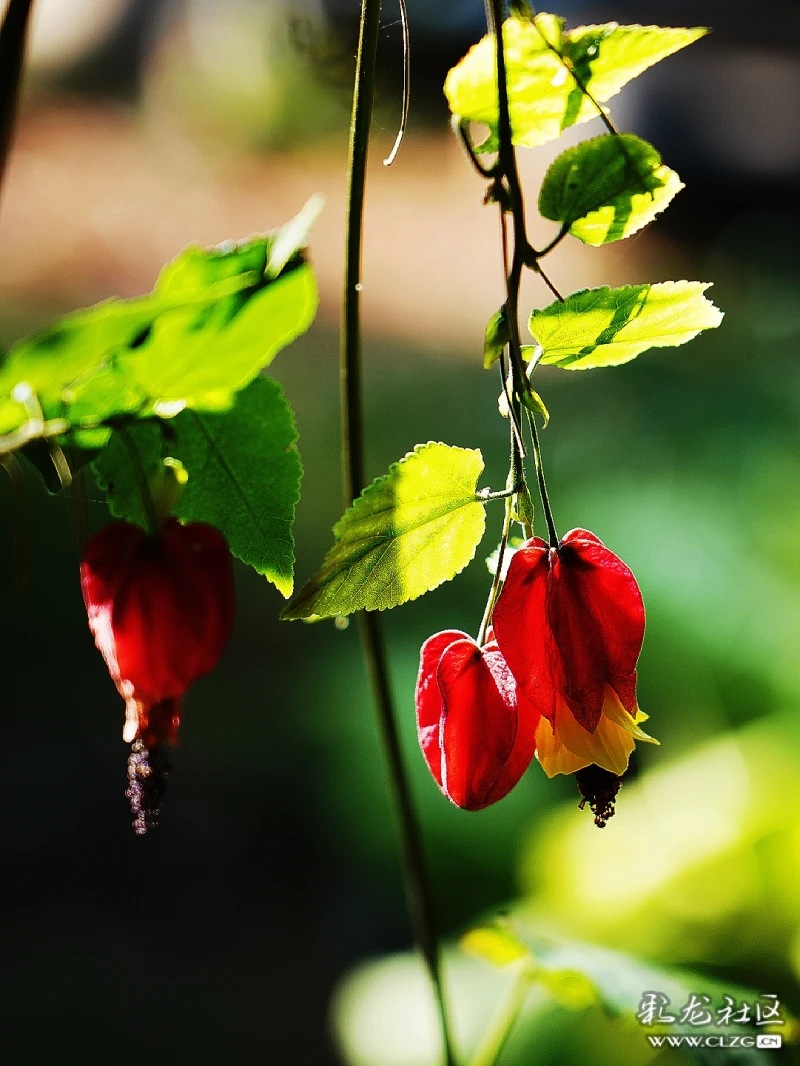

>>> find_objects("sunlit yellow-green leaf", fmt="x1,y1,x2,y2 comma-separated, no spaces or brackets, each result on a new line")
539,134,683,245
0,202,319,453
283,442,486,619
461,927,530,967
445,16,707,151
528,282,723,370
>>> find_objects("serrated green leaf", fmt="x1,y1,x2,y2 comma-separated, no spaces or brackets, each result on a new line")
528,282,723,370
284,442,486,619
0,203,319,454
93,377,302,597
483,308,510,369
445,16,707,150
539,134,683,245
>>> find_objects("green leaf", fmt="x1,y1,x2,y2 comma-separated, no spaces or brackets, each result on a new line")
445,16,707,150
483,309,510,369
93,376,302,597
527,282,724,370
284,442,486,619
466,920,795,1044
0,202,319,454
539,134,683,245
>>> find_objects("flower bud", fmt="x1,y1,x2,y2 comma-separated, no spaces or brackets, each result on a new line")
415,630,539,811
81,518,235,748
492,528,657,779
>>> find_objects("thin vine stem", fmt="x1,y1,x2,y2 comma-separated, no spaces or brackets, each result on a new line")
382,0,409,167
0,0,35,204
526,408,558,547
342,4,457,1065
477,478,513,648
485,0,560,551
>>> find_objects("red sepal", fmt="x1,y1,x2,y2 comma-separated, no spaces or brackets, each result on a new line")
415,631,540,811
492,528,644,733
81,518,235,746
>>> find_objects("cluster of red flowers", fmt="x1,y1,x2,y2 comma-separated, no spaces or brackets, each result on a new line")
80,516,651,830
416,529,655,824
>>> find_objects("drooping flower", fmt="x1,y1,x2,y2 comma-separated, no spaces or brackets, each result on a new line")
415,629,540,811
492,528,657,781
81,518,235,749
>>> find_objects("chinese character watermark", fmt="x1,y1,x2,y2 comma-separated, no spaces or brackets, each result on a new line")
636,991,786,1031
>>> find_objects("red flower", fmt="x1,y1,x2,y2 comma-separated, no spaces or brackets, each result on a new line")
492,528,656,778
415,630,540,810
81,519,235,748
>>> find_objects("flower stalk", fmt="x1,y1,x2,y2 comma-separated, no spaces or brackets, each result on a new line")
0,0,35,203
342,3,457,1064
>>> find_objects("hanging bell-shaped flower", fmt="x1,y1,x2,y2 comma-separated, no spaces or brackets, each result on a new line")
81,518,235,749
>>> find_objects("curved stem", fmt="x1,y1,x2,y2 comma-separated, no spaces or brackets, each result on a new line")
526,409,558,547
477,490,513,647
468,963,533,1066
342,4,457,1065
0,0,35,205
382,0,410,167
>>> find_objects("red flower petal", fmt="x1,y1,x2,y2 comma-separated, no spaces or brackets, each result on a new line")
437,639,518,811
416,631,542,810
553,529,644,728
415,630,468,787
81,519,235,745
493,529,644,734
480,686,540,808
490,538,559,723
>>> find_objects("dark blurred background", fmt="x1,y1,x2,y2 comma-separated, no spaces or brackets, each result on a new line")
2,1,800,1064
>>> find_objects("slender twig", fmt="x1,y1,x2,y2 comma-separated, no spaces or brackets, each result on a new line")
534,261,565,302
453,117,499,180
342,4,457,1065
537,224,568,259
0,0,35,204
477,472,513,647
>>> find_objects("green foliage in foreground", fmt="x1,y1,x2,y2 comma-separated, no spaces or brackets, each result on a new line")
0,200,320,455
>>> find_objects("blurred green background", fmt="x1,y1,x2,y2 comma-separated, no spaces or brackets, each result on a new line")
1,1,799,1064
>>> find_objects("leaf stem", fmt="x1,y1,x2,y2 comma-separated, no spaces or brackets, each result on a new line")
468,963,533,1066
479,486,521,503
0,0,34,205
342,4,458,1065
477,487,513,647
525,408,558,548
